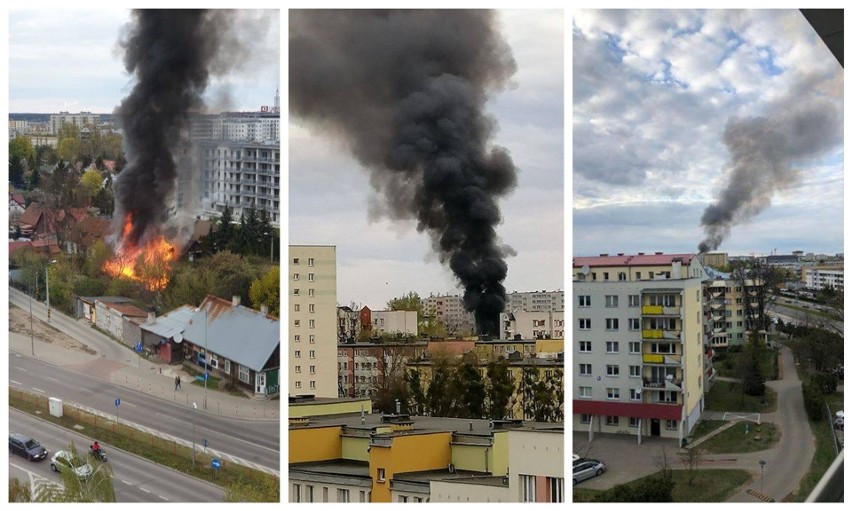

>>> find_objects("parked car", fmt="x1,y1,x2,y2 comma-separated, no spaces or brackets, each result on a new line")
573,459,606,485
50,450,94,479
9,433,48,461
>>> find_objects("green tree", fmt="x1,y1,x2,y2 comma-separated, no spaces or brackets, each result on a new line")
208,251,263,305
249,266,280,317
162,266,215,310
406,368,427,415
73,276,107,297
9,477,32,502
28,166,41,190
215,206,236,253
452,353,486,418
486,358,514,419
37,442,116,502
9,136,36,165
56,138,81,164
95,155,105,171
426,355,455,416
10,155,26,188
85,240,113,278
80,169,102,198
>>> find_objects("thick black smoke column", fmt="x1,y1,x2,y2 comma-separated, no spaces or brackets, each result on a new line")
114,9,224,247
290,10,518,334
698,97,841,253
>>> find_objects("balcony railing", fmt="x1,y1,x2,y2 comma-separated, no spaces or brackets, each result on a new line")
642,378,683,391
642,353,682,365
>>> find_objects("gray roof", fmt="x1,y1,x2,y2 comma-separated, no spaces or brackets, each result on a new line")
182,298,280,372
140,305,194,339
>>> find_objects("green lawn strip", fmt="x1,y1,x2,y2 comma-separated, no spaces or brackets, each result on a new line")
10,391,279,500
698,421,780,454
786,416,839,502
705,380,777,413
713,349,779,380
573,469,752,502
775,303,834,321
689,420,727,441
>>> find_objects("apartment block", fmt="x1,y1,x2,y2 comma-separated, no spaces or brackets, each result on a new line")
498,310,564,340
504,290,565,314
705,270,762,349
802,265,844,292
572,253,707,444
421,294,476,336
290,245,338,398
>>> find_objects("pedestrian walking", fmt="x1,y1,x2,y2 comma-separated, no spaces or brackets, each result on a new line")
175,375,181,390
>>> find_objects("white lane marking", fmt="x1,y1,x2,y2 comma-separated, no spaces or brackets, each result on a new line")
14,366,24,371
45,376,60,383
158,495,169,501
10,380,22,385
121,480,132,485
32,388,45,394
123,401,137,408
140,487,151,493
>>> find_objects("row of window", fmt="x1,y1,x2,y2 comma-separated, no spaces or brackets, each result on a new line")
293,380,317,390
578,363,642,377
338,375,378,384
293,319,316,328
577,386,679,402
292,257,315,266
339,361,378,370
293,288,315,297
520,475,564,503
292,484,367,503
577,341,678,354
292,273,315,281
293,365,316,374
293,304,316,313
579,414,678,429
293,335,316,343
293,350,316,359
580,270,673,282
577,317,680,331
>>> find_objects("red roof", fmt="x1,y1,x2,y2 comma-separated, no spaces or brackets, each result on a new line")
99,301,148,318
573,400,682,421
573,253,695,268
10,193,25,207
9,241,32,257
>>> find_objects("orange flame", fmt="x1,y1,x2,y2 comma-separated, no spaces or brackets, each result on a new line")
103,214,177,291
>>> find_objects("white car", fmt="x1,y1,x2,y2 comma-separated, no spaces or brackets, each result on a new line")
573,459,606,485
50,450,93,480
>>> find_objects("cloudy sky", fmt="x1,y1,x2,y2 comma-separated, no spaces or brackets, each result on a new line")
8,9,279,114
290,10,564,310
574,9,843,257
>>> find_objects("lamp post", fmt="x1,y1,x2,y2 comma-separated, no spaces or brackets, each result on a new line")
29,279,35,356
264,230,274,262
191,402,197,469
45,259,57,322
759,460,766,493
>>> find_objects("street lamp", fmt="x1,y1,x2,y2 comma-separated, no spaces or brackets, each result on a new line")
759,460,766,493
45,259,57,323
191,402,197,469
29,277,35,357
264,230,274,262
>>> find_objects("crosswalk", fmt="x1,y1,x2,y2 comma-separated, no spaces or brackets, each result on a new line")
746,488,775,502
70,402,279,477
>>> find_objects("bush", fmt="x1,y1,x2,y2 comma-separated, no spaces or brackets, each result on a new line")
597,474,675,502
802,380,825,420
811,372,838,395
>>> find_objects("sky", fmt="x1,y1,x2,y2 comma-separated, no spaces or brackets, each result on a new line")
8,9,280,114
289,10,564,310
573,9,844,257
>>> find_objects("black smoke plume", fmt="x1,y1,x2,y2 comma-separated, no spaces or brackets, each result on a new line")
290,10,518,335
698,97,841,253
114,10,227,247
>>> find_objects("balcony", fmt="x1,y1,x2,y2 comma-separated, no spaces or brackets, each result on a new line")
642,353,682,365
642,305,681,316
642,377,683,392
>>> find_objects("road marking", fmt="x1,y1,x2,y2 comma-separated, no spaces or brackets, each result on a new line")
14,366,24,371
10,380,22,386
121,480,132,485
32,388,45,394
140,487,151,493
158,495,169,501
45,376,60,383
123,401,137,408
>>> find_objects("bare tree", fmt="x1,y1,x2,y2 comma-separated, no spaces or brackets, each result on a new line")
679,447,704,486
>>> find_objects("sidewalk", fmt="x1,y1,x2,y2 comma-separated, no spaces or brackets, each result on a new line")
9,320,279,422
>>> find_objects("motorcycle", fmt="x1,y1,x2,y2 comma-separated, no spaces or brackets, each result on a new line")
89,445,107,462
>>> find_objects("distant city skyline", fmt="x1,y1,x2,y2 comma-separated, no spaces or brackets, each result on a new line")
8,9,279,114
574,10,844,257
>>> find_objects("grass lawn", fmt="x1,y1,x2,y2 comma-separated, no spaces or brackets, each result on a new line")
714,349,779,380
699,421,780,454
689,420,726,441
705,380,777,413
573,469,752,502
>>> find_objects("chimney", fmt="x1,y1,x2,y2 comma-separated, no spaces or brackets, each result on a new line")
638,252,645,255
232,295,241,307
147,311,156,325
655,251,663,255
260,304,269,314
599,253,608,257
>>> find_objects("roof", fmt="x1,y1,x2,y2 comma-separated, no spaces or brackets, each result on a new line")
573,253,695,268
296,412,560,435
182,295,280,372
79,296,134,305
10,193,25,206
76,217,111,245
97,300,148,318
140,305,195,339
9,241,32,257
18,202,43,228
191,219,213,241
572,400,682,421
393,469,506,487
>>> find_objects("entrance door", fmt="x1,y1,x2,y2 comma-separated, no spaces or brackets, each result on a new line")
255,372,266,394
651,419,661,436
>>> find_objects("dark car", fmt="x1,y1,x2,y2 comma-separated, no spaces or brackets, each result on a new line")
9,433,48,461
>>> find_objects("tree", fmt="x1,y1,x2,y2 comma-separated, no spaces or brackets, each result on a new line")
9,477,32,502
9,136,36,165
679,447,704,486
486,358,515,419
85,240,114,278
28,166,41,190
406,368,427,415
56,137,81,164
95,155,105,171
215,206,236,253
10,155,26,188
249,266,280,317
452,353,486,418
36,443,116,502
426,355,455,416
80,169,102,199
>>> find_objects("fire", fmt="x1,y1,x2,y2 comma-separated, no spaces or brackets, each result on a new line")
103,214,177,291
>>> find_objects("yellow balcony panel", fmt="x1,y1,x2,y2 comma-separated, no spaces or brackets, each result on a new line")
642,329,663,339
642,305,663,315
643,353,664,364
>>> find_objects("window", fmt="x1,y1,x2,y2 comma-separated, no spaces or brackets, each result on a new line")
308,288,315,297
309,320,315,328
293,258,300,265
605,318,618,330
636,272,641,280
323,487,329,502
521,474,535,502
310,365,316,375
580,414,591,424
294,304,300,312
307,485,314,502
579,363,592,376
605,295,618,307
293,483,302,502
603,272,610,281
224,360,230,374
606,364,619,376
606,387,620,399
629,388,641,401
629,365,641,377
579,386,592,398
238,364,249,383
337,489,350,503
310,381,316,389
579,318,591,330
605,341,619,353
629,341,640,354
578,295,591,307
295,381,301,389
293,288,300,296
605,415,619,425
360,491,367,503
378,468,386,482
579,341,591,353
309,304,315,313
629,295,640,307
308,273,315,281
309,335,315,343
548,477,564,503
629,318,640,330
628,417,640,427
295,366,301,373
294,350,301,358
665,420,678,430
308,257,314,266
309,350,316,359
293,273,300,281
399,496,408,502
618,272,627,281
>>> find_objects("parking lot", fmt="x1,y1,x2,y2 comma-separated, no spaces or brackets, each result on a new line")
573,432,681,489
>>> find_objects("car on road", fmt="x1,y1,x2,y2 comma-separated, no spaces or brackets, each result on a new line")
573,459,607,485
9,433,48,461
50,450,94,480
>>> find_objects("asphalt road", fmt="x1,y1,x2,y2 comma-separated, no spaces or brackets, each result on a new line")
9,352,279,472
9,409,225,502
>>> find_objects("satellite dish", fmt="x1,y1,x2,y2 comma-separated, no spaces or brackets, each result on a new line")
580,264,591,275
173,333,183,344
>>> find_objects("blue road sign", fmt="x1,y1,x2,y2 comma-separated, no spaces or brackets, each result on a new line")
134,342,143,352
211,458,221,470
115,398,120,407
204,372,209,381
